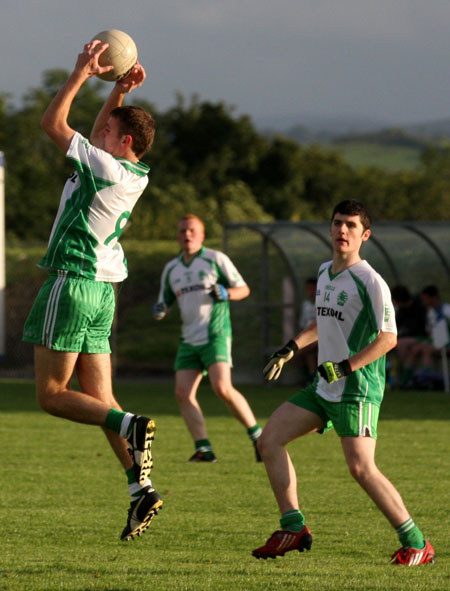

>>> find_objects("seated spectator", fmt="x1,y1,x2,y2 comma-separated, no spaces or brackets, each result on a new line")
390,285,427,387
407,285,450,381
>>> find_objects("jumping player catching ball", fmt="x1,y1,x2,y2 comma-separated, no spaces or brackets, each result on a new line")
23,39,162,541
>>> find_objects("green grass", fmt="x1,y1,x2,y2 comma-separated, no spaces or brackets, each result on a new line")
0,380,448,591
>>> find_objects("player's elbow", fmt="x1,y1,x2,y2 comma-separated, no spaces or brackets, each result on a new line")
382,331,397,353
40,113,54,135
41,115,74,150
234,285,250,301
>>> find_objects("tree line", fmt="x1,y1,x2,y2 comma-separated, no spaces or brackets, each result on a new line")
2,69,450,242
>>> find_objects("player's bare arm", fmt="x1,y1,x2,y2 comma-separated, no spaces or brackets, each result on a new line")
347,330,397,372
318,330,397,384
293,320,318,350
263,321,318,381
41,40,113,152
90,63,146,147
227,284,250,301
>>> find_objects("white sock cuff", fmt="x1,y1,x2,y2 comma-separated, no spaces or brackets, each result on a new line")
129,479,152,499
119,412,134,438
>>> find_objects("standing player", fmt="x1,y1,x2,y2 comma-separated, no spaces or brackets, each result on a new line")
22,40,162,541
252,200,434,565
152,214,262,462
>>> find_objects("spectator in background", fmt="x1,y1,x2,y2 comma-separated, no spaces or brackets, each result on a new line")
407,285,450,374
390,285,427,388
296,278,318,383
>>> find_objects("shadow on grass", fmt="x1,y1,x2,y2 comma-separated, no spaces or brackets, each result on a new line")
0,379,449,421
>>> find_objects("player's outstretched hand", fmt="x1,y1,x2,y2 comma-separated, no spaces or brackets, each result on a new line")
117,62,146,93
318,360,352,383
263,339,299,381
152,302,168,320
210,284,229,301
75,40,114,78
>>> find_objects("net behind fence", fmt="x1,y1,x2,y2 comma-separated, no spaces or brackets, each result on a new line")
2,222,449,383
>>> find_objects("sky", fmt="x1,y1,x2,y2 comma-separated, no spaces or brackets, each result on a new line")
2,0,450,129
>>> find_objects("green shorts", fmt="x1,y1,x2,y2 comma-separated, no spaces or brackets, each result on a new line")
23,271,115,353
289,384,380,438
174,336,232,371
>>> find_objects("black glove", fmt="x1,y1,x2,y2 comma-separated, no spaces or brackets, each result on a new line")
263,340,299,381
318,359,352,383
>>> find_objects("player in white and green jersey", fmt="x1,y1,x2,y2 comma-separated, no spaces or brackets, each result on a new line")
252,200,434,565
153,214,262,462
39,131,150,282
22,40,163,541
314,257,397,407
157,245,242,346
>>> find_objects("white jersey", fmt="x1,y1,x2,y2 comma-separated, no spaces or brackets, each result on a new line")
315,259,397,405
427,303,450,349
426,303,450,346
39,132,149,282
157,246,247,346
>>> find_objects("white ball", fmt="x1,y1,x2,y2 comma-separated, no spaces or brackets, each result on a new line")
92,29,138,82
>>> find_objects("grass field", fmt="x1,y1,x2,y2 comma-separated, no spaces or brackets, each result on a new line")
0,379,448,591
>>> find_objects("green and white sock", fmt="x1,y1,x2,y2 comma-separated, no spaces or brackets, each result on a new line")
118,413,134,438
280,509,305,532
126,467,151,501
247,424,262,441
105,409,134,437
195,439,215,458
396,518,425,549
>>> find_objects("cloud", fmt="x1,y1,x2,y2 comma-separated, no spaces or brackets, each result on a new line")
1,0,450,124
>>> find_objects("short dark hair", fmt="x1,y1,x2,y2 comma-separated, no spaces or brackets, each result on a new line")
391,285,411,303
421,285,439,298
110,105,156,158
331,200,372,230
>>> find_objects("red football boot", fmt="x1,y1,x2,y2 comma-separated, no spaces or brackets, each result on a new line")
390,540,435,566
252,526,312,559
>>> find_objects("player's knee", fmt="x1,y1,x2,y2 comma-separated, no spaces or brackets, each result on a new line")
174,386,192,404
36,387,62,415
256,428,278,459
346,459,374,483
212,382,233,401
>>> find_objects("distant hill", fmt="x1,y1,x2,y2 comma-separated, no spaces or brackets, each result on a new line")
333,128,431,150
256,114,450,171
405,118,450,140
255,113,390,137
257,113,450,144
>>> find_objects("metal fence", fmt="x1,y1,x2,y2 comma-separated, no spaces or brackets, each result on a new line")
1,221,449,383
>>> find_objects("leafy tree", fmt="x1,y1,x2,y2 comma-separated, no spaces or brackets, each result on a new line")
157,94,267,191
252,136,305,219
2,68,449,244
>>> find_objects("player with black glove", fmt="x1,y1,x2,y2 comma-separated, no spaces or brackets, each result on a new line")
263,340,299,381
317,359,352,383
